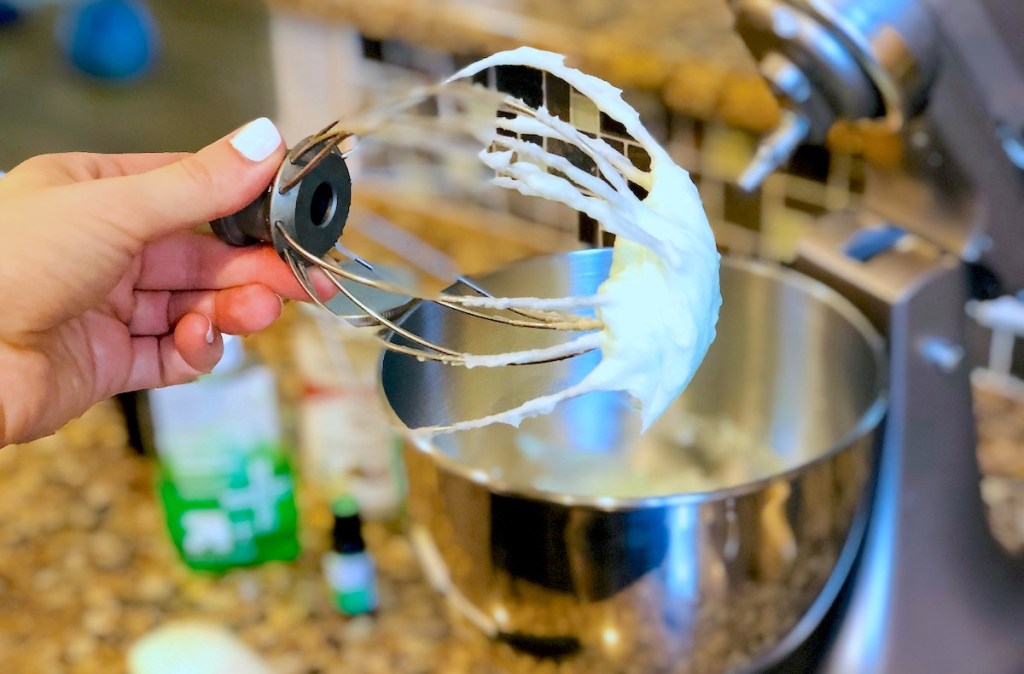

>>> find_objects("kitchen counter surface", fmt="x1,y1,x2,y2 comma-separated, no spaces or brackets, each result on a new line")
2,372,1023,672
266,0,780,132
0,403,518,674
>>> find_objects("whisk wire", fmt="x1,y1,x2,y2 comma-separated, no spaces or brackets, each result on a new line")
328,243,599,330
276,223,600,366
282,237,462,358
279,224,593,332
279,129,353,195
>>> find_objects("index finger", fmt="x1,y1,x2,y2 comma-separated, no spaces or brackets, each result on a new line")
4,152,190,190
135,230,332,300
55,152,192,181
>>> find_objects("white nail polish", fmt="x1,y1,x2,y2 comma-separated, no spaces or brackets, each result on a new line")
205,320,215,345
230,117,281,162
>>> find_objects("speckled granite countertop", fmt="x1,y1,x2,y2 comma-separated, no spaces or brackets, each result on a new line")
0,402,521,674
2,362,1023,672
265,0,780,132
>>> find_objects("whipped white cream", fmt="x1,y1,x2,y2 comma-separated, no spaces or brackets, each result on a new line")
414,48,721,435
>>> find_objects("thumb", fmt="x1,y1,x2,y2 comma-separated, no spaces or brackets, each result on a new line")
104,117,286,244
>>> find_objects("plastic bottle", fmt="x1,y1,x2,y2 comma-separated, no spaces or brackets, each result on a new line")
291,261,412,522
147,335,300,571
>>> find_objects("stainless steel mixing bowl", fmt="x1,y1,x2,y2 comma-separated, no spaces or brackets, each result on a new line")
381,249,886,673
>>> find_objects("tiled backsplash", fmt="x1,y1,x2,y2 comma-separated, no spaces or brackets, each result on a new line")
688,123,867,260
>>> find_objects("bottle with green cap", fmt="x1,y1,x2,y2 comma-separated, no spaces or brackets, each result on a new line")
322,496,378,615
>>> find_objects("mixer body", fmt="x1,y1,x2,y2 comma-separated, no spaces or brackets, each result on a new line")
727,0,1024,670
771,234,1024,672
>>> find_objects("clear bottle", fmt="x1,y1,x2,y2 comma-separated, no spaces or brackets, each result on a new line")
147,335,301,571
291,261,412,522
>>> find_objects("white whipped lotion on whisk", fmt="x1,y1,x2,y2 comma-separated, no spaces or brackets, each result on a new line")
415,47,721,435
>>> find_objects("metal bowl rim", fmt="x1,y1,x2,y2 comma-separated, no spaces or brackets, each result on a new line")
379,249,889,511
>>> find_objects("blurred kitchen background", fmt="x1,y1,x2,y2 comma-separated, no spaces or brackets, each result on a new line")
0,0,273,159
2,1,1024,673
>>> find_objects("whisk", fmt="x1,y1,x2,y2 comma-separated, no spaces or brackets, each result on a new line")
209,85,626,368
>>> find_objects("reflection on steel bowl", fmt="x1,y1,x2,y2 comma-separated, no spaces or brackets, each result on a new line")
382,250,887,674
464,412,786,498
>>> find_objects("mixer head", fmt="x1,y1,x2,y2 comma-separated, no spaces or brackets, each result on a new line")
728,0,940,190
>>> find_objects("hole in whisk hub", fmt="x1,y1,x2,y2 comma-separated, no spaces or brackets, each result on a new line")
310,181,337,228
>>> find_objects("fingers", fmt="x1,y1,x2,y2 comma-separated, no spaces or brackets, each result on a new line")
135,232,320,298
50,152,191,182
121,313,223,392
86,117,286,247
61,152,192,180
173,312,225,375
0,152,190,193
128,284,283,337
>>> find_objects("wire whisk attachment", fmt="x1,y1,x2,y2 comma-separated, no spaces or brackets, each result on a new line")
210,108,603,368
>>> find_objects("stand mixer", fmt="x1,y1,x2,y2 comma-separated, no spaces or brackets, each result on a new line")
213,2,1024,667
727,0,1024,670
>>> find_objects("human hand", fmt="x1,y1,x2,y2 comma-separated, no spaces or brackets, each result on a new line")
0,118,318,445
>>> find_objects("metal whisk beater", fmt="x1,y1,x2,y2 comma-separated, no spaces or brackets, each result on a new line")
209,113,604,367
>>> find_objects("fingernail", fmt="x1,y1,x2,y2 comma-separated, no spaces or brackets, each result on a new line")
230,117,282,162
205,317,215,345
